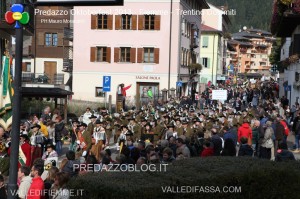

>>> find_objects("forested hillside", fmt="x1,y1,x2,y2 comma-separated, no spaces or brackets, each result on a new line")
206,0,273,33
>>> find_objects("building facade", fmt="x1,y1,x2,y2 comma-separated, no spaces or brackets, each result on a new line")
200,3,230,85
228,29,274,74
72,0,209,104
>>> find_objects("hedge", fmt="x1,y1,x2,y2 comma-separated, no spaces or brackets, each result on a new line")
67,157,300,199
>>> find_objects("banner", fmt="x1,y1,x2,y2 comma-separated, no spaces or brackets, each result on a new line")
212,90,228,101
0,56,13,131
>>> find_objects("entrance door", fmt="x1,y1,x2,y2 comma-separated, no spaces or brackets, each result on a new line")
44,61,57,84
136,82,159,109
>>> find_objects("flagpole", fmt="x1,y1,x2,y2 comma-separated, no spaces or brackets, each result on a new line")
7,0,24,198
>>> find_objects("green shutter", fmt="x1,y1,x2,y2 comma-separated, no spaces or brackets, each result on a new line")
200,58,203,66
202,36,209,47
207,58,210,68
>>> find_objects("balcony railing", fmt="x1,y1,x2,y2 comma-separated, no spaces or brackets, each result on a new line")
22,73,64,85
64,27,73,40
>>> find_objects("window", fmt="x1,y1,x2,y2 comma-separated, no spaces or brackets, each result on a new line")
202,36,208,48
97,14,108,29
120,47,131,62
45,33,57,46
201,57,210,68
22,62,31,72
144,15,155,30
122,14,132,29
95,87,105,97
96,47,107,62
143,48,154,63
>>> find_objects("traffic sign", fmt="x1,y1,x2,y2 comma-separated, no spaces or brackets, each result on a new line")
103,76,111,92
176,81,183,87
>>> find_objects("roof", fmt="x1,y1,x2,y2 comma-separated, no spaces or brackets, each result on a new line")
22,87,73,98
248,29,272,36
201,24,222,33
232,31,264,39
232,36,250,41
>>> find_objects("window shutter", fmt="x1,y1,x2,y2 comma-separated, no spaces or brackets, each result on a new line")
91,14,97,29
154,15,160,30
114,47,120,62
107,15,113,30
200,58,203,66
154,48,159,64
106,47,111,63
22,62,27,72
207,58,210,68
57,32,63,46
90,47,96,62
37,32,44,45
138,15,144,30
132,15,137,30
130,48,136,63
115,15,121,30
137,48,143,63
202,36,208,47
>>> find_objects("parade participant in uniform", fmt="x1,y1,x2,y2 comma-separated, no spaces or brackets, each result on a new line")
69,120,79,152
19,134,31,167
87,115,97,135
141,123,154,143
42,144,58,160
29,124,43,166
102,112,113,145
91,120,107,161
76,123,91,157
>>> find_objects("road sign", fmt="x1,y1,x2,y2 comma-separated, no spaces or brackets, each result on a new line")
176,81,182,87
103,76,111,92
35,0,124,5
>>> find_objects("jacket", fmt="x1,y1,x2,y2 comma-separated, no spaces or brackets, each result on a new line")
238,123,253,145
238,144,253,156
275,122,284,140
18,176,32,199
201,147,214,157
27,177,45,199
54,122,65,142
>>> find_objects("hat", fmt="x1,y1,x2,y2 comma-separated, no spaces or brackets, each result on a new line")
125,131,133,136
72,120,79,124
46,144,55,150
78,123,87,128
121,125,128,130
89,115,97,119
31,124,41,129
95,120,103,124
167,123,175,128
20,134,29,141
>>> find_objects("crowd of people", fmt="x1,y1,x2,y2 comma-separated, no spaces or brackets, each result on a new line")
0,78,298,198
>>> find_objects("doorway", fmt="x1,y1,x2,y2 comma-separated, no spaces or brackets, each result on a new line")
44,61,57,84
136,82,159,109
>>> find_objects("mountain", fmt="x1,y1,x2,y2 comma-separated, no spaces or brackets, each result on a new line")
206,0,273,33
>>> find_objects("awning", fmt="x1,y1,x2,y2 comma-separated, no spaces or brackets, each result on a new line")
21,87,73,98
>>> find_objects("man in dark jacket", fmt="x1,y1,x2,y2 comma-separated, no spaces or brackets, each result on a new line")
238,137,253,157
274,117,285,154
275,142,295,162
211,128,223,156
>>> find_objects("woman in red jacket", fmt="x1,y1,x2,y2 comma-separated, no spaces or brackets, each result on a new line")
238,119,253,146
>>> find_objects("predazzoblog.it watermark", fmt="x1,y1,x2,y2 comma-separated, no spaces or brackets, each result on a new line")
161,186,242,194
73,164,168,172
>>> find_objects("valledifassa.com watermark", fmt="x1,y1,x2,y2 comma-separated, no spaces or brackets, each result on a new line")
161,186,242,194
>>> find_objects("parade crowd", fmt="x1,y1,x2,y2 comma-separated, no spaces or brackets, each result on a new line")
0,79,299,198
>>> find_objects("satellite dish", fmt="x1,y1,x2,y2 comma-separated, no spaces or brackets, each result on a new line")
243,26,247,30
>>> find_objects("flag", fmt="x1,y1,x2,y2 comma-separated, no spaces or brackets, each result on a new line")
0,56,13,131
18,145,27,166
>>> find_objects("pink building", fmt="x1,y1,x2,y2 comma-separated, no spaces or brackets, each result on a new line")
72,0,209,105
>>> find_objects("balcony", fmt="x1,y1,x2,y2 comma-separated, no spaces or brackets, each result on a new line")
63,58,73,72
63,27,73,40
190,37,199,49
22,73,65,86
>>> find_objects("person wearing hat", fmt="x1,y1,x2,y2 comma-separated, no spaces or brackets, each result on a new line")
128,117,141,142
90,120,107,161
76,123,91,157
82,107,92,125
69,120,79,152
87,115,97,136
19,134,31,168
29,123,43,166
116,125,128,150
141,123,154,143
42,144,58,160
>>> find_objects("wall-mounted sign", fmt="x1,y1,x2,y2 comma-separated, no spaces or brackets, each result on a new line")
35,0,124,6
136,76,160,80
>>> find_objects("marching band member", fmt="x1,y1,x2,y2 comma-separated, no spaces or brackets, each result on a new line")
76,123,91,157
91,120,107,161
